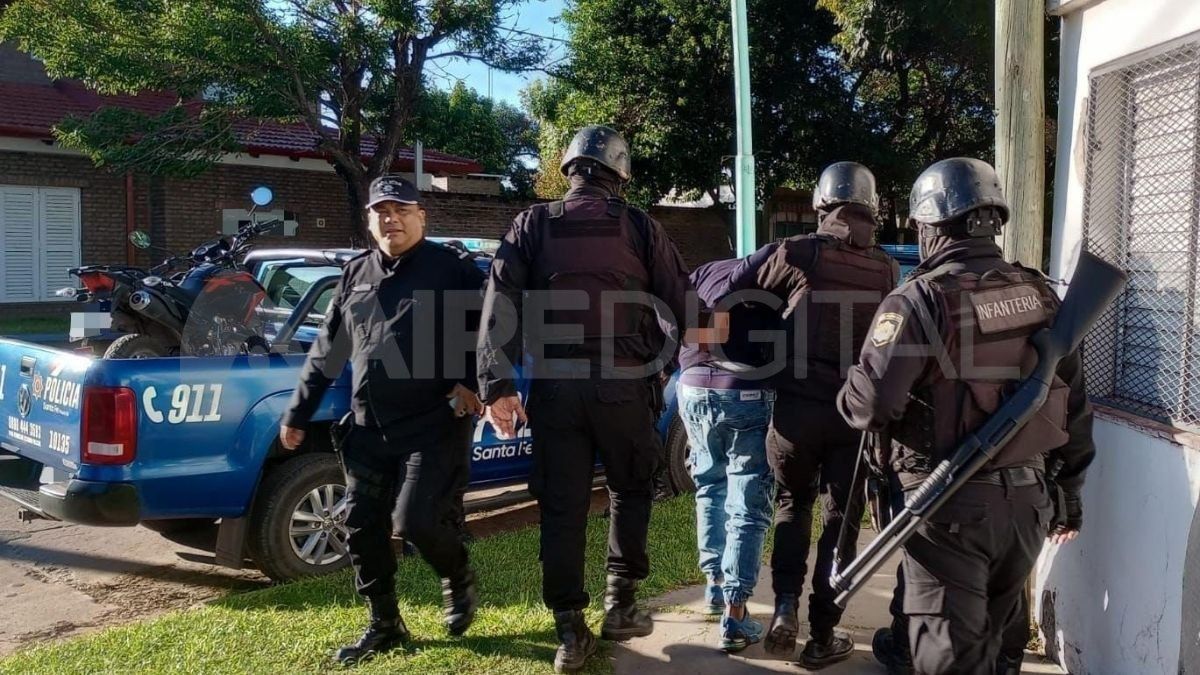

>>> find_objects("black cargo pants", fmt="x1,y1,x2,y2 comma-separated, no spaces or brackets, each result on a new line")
766,396,863,637
901,468,1052,675
341,414,473,598
528,377,662,611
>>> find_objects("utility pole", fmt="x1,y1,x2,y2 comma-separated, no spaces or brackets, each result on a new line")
731,0,756,257
995,0,1045,267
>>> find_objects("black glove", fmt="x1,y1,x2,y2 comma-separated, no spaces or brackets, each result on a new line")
1050,486,1083,535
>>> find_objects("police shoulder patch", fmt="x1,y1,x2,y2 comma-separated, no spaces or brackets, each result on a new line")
871,312,905,347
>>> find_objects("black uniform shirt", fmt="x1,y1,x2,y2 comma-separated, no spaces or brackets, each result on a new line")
283,239,486,432
837,238,1096,491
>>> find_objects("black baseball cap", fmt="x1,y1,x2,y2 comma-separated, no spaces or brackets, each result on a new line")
366,174,421,208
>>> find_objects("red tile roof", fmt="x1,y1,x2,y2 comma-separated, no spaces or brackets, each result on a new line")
0,81,483,174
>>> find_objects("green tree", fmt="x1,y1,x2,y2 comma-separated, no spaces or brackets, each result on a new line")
0,0,545,239
408,82,539,198
527,0,1014,240
524,0,875,207
821,0,1059,243
817,0,995,233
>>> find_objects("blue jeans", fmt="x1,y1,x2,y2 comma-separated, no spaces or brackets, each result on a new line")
678,384,775,605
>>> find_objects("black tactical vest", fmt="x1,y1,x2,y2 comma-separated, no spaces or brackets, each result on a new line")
528,197,653,353
892,263,1071,477
797,236,896,374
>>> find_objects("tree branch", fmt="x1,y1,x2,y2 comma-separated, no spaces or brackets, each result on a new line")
244,1,362,178
368,30,422,177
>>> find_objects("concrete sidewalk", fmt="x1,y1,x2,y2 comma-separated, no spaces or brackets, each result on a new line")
611,559,1065,674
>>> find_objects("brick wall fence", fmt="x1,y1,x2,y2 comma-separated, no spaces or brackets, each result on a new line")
0,149,733,317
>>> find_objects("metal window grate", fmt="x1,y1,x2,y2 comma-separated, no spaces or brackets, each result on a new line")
1082,38,1200,430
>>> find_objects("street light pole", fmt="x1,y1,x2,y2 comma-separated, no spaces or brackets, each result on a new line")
731,0,756,257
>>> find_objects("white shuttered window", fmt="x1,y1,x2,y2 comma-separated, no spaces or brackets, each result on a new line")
0,186,81,303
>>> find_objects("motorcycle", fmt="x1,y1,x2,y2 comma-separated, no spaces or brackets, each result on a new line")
57,186,287,358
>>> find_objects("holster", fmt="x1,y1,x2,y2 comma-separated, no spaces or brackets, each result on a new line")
330,412,354,454
865,432,894,531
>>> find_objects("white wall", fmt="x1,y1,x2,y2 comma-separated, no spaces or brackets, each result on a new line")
1034,417,1200,673
1046,1,1200,672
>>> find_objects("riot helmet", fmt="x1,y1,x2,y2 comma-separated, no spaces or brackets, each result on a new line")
813,161,879,215
560,125,632,182
909,158,1009,233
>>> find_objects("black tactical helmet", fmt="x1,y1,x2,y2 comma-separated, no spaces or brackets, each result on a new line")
813,161,879,214
559,125,632,182
909,157,1010,227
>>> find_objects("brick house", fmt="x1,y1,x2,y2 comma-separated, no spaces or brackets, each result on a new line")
0,45,735,316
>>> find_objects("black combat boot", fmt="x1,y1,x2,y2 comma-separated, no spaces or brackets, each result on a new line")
600,574,654,640
800,628,855,669
871,627,915,675
442,567,479,636
764,592,799,656
334,594,409,666
553,609,598,673
995,650,1025,675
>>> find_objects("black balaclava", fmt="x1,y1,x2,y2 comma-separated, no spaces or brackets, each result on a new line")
567,159,625,198
817,203,877,248
918,224,957,261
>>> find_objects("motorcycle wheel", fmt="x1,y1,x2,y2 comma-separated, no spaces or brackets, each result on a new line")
103,334,170,359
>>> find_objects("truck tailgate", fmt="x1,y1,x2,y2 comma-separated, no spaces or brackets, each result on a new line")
0,339,87,472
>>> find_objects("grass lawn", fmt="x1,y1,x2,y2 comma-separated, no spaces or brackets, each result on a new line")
0,315,69,335
0,497,710,675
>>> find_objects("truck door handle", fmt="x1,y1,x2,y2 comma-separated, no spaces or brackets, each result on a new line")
19,356,35,377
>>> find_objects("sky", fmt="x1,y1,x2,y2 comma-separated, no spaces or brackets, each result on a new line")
425,0,568,108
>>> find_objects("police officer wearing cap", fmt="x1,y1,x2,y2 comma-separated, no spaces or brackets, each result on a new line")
837,158,1095,674
280,174,486,665
726,161,898,667
476,126,692,674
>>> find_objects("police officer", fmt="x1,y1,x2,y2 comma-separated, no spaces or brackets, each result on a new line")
279,175,486,665
476,126,692,674
727,161,898,667
838,157,1094,674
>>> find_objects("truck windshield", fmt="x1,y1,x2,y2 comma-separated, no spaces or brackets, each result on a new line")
262,265,340,317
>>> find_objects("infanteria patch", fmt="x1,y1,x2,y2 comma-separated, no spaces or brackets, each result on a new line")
969,284,1049,334
871,312,904,347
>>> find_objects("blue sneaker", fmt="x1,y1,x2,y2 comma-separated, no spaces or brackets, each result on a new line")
703,581,725,616
719,607,763,653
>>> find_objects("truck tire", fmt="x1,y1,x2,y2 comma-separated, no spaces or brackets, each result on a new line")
103,334,169,359
664,413,695,495
248,453,351,583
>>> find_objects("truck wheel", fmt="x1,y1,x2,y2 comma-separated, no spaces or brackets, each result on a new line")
103,334,169,359
248,454,350,583
664,413,695,495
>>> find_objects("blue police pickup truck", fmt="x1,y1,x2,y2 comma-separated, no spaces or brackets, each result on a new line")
0,240,916,582
0,238,694,582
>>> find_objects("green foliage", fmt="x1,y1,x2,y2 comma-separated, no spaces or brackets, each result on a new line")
0,0,547,235
409,82,539,197
526,0,872,207
527,0,1015,230
817,0,995,202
